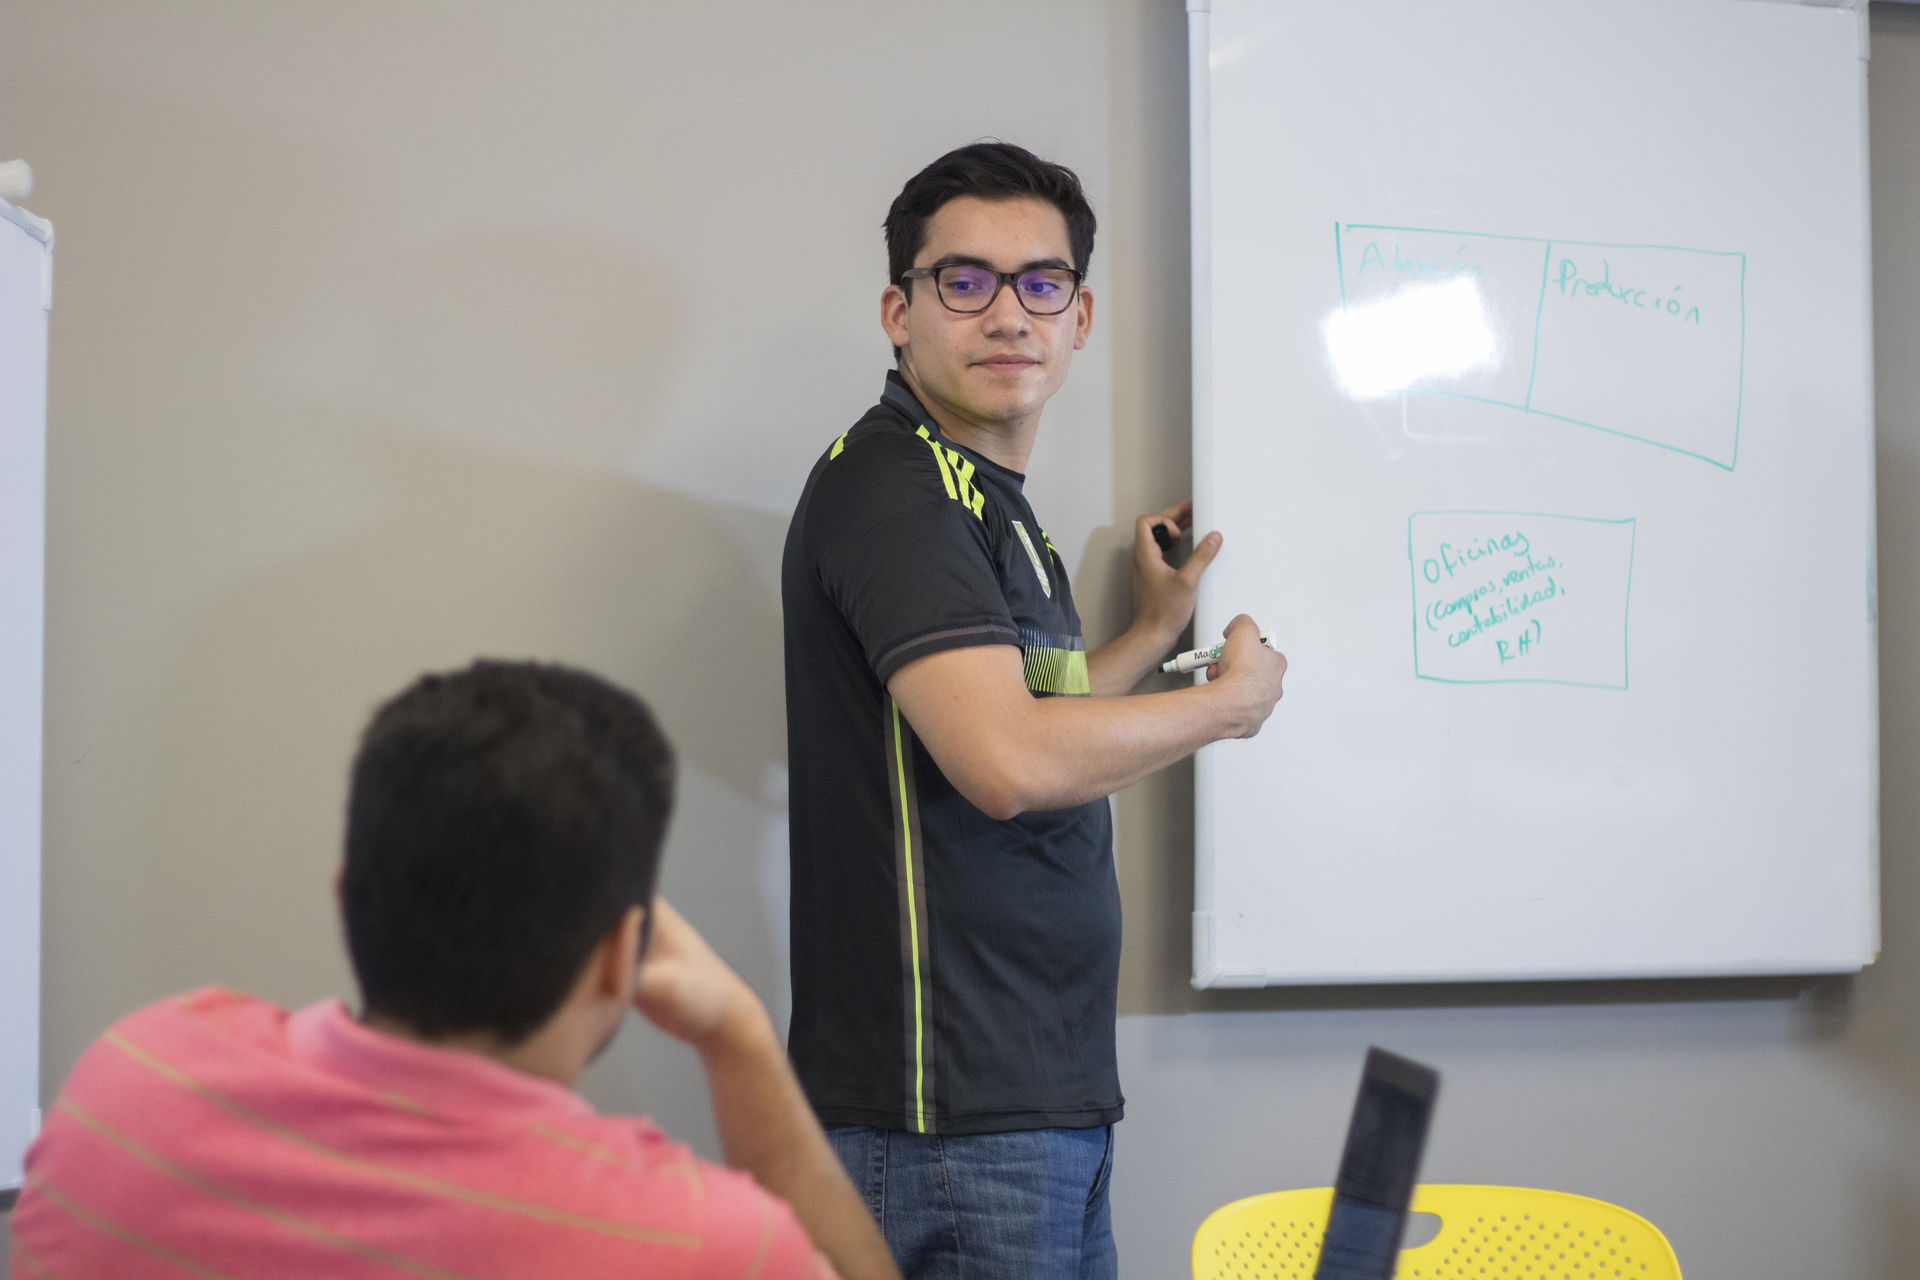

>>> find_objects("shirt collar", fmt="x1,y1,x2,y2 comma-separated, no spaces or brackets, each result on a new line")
880,370,1027,486
287,999,595,1125
882,368,931,428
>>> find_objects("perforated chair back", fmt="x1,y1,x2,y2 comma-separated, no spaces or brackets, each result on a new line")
1192,1184,1682,1279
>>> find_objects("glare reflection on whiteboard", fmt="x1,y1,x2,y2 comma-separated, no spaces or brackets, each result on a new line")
1321,278,1500,400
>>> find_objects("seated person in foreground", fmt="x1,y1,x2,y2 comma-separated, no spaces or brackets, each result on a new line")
10,660,899,1280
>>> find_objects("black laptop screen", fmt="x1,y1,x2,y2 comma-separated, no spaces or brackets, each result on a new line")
1312,1047,1440,1280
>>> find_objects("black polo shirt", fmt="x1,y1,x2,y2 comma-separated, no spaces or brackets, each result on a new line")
781,371,1123,1136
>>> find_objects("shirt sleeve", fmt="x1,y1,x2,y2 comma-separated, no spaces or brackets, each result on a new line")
805,432,1019,684
686,1162,834,1280
747,1192,837,1280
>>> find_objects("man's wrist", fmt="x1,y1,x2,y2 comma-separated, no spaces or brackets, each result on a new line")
1127,612,1188,657
1189,668,1250,737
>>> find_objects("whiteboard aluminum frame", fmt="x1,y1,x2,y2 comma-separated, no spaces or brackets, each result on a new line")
1188,0,1257,987
1,196,50,1192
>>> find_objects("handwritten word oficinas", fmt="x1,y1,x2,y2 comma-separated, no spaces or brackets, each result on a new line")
1355,240,1485,281
1420,530,1530,585
1554,257,1701,325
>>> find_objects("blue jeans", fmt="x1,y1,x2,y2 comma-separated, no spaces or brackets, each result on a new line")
826,1124,1117,1280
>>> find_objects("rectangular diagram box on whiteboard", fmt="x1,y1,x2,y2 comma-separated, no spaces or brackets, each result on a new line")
1530,243,1745,469
1333,225,1745,469
1409,511,1635,689
1332,228,1549,406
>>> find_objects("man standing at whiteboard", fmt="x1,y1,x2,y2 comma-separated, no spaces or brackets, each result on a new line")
781,141,1287,1278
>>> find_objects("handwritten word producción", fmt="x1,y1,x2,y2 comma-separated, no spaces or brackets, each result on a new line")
1554,256,1701,325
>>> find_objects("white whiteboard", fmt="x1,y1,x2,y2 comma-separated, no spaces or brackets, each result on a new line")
2,198,50,1188
1189,0,1878,985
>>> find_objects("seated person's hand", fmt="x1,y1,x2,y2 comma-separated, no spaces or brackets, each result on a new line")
632,897,769,1051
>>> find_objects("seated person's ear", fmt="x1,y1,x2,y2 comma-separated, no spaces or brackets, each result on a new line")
606,905,648,996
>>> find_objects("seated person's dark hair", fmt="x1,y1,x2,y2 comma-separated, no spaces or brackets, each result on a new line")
342,660,675,1044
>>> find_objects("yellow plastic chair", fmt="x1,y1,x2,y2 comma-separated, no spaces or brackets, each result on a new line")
1193,1184,1682,1279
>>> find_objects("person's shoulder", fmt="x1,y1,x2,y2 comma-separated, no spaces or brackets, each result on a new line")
816,402,938,481
803,408,968,529
104,986,289,1050
54,987,290,1112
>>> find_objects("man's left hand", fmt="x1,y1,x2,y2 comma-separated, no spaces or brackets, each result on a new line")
1132,499,1221,646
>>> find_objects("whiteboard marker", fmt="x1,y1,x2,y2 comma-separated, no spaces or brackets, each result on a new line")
1160,630,1276,674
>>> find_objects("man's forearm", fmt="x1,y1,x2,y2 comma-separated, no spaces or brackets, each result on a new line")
913,667,1259,817
1086,618,1184,697
699,1011,900,1280
889,627,1285,819
1009,681,1253,810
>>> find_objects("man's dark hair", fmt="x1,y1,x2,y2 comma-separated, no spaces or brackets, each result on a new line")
342,660,675,1045
884,141,1097,356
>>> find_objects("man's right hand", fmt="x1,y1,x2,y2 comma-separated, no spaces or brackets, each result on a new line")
1204,613,1288,738
632,898,770,1053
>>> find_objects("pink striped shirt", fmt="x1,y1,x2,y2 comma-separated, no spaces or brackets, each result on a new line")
10,988,829,1279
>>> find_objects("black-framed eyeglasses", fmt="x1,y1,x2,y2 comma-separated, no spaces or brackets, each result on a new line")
899,264,1083,316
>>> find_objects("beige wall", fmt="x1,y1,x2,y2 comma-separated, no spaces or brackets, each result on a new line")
4,3,1918,1276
